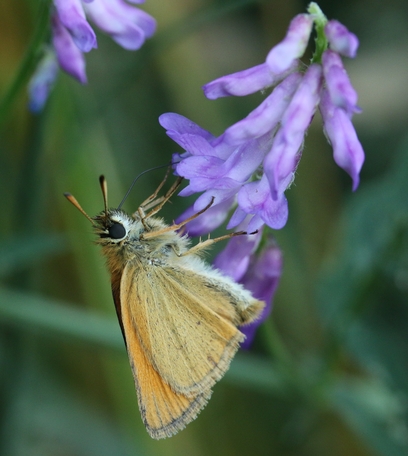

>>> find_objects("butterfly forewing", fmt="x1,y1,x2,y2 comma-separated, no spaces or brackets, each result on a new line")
120,294,212,439
120,261,245,397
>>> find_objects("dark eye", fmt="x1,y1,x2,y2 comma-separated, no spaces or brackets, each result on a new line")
106,222,126,239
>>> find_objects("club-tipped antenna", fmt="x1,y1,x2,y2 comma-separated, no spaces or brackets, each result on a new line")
117,163,172,210
99,175,109,216
64,193,95,224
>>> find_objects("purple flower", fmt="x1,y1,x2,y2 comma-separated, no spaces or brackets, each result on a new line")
266,13,313,73
162,4,364,235
83,0,156,51
325,20,359,58
29,0,156,111
213,231,282,348
214,224,263,282
239,242,282,348
263,63,322,200
320,88,364,190
28,49,59,113
53,0,97,52
203,61,299,99
322,50,360,115
52,13,87,83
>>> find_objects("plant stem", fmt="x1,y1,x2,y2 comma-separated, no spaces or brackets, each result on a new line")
0,0,52,129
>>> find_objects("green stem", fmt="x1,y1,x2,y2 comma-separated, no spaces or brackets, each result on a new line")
307,2,328,64
0,0,52,129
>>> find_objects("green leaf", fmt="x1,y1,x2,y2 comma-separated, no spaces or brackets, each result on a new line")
0,234,67,278
328,378,408,456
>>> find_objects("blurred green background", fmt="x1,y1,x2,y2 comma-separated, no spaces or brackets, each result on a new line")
1,0,408,455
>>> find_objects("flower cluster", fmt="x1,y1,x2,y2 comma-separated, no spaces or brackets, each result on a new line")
160,3,364,343
161,3,364,236
29,0,156,111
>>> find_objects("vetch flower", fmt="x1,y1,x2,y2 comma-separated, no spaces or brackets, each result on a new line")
27,48,59,113
213,230,282,348
266,13,313,74
163,2,364,237
324,19,359,58
214,223,263,283
29,0,156,111
320,88,364,190
52,13,87,84
239,242,282,348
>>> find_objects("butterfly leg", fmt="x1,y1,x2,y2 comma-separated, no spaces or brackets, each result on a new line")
140,197,215,240
138,177,184,230
175,231,249,257
139,166,172,209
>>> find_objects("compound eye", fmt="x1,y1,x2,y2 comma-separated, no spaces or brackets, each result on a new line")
108,222,126,239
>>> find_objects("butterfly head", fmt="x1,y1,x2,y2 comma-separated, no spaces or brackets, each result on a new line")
64,175,137,245
93,209,133,244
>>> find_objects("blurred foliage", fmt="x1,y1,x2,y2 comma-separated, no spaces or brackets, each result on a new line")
1,0,408,455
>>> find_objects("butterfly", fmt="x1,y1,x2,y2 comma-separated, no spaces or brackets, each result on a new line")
65,174,264,439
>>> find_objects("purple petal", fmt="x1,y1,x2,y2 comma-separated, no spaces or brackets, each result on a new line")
159,113,214,141
53,0,97,52
203,63,277,99
222,72,303,145
203,64,272,99
247,214,266,233
322,50,359,114
240,241,282,348
266,14,313,73
52,15,87,83
170,133,219,158
325,20,359,58
193,188,239,211
320,88,365,190
214,225,263,282
176,197,235,236
176,155,226,180
264,64,322,198
84,0,156,50
223,137,271,182
227,206,247,229
237,177,289,229
28,49,59,113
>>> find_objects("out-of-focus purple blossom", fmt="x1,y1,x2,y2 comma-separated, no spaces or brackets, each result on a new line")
83,0,156,51
52,14,87,83
53,0,97,52
325,19,359,58
239,242,282,348
29,0,156,111
320,88,364,190
266,14,313,73
28,49,59,113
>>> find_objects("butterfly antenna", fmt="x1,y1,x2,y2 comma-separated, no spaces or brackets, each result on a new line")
99,175,109,217
64,193,95,224
117,162,172,210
